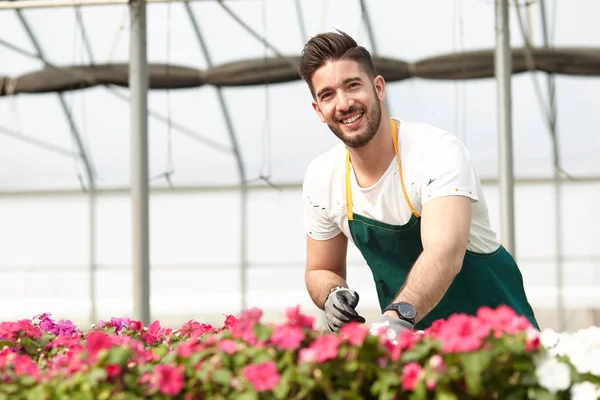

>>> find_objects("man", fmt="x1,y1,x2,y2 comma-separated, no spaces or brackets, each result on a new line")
298,30,539,338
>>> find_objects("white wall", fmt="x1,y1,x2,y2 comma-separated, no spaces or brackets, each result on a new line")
0,182,599,328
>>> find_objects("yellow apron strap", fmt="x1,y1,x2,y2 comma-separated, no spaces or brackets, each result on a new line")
391,119,421,218
345,119,421,222
345,149,354,221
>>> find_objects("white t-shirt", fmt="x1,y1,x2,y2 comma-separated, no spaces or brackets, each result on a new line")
302,119,501,254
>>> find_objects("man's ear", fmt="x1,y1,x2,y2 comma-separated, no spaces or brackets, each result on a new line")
312,101,326,123
373,75,386,102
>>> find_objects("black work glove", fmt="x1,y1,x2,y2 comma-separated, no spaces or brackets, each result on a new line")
323,287,366,332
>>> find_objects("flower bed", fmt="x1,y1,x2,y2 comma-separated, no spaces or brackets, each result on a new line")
0,305,598,399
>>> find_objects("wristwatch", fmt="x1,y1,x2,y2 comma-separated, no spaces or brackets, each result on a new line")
384,302,417,325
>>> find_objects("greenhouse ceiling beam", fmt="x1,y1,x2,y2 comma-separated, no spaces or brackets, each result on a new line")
1,176,598,198
0,39,231,154
183,2,250,311
0,0,248,11
14,9,96,189
358,0,391,113
0,125,81,159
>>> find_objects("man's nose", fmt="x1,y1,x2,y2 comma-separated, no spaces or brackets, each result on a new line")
336,92,354,112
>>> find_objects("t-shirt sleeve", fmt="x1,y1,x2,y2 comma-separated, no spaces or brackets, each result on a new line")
302,161,342,241
420,134,479,205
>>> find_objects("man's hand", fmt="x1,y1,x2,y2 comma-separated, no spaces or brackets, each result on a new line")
324,287,366,332
373,314,414,342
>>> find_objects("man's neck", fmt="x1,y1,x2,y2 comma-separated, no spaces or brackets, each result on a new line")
348,117,397,188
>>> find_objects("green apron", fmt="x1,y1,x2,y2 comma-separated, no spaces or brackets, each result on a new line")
345,119,539,331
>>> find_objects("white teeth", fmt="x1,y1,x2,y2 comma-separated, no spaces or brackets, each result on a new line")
341,113,362,124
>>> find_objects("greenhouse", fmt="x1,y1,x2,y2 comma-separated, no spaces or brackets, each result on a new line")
1,0,599,336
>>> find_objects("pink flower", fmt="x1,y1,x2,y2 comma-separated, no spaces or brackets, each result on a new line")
339,322,368,346
243,361,280,392
402,362,424,391
141,320,166,345
428,354,446,373
0,320,42,341
476,305,532,335
298,348,317,363
230,308,263,345
14,354,39,377
155,364,185,396
435,314,490,353
223,315,238,329
105,364,121,378
307,334,342,363
85,331,114,361
285,305,315,329
425,378,437,390
177,342,195,358
217,339,238,355
128,320,143,332
270,324,305,350
180,320,215,337
525,329,541,352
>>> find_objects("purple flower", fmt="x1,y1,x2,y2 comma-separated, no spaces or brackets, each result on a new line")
54,320,79,336
110,317,131,334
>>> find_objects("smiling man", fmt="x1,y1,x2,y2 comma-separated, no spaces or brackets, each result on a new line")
298,30,539,337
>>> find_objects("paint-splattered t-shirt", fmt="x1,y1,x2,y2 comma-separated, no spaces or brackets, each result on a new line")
302,119,501,254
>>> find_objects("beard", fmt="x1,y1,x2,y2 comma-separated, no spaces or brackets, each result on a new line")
326,99,382,149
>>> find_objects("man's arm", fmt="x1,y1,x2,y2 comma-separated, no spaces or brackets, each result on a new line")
388,194,471,322
305,233,349,309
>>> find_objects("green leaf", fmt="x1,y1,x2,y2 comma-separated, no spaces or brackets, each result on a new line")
409,379,428,400
273,368,293,399
234,390,259,400
106,346,132,365
97,388,113,400
0,340,13,348
529,388,557,400
88,367,107,386
434,390,459,400
345,360,360,372
459,351,492,397
253,324,274,342
212,369,232,386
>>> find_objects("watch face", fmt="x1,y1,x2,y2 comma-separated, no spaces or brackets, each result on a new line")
398,302,417,319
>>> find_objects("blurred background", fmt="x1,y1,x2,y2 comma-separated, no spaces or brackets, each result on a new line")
0,0,598,332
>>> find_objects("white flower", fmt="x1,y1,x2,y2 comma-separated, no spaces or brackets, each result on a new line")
540,328,560,349
570,382,600,400
541,326,600,376
534,354,571,393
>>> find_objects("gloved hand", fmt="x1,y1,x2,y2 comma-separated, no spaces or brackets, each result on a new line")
373,314,414,342
324,287,366,332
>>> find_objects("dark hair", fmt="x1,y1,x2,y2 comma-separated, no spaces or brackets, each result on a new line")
298,29,377,97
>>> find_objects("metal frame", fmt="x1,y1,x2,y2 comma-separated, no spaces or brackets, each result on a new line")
183,2,249,311
0,0,577,327
0,0,234,11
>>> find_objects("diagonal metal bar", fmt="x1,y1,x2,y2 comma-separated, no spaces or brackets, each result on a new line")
358,0,379,54
293,0,307,45
0,39,232,154
358,0,391,112
0,125,81,159
14,10,96,189
183,2,249,311
74,6,95,64
216,0,298,69
12,7,101,326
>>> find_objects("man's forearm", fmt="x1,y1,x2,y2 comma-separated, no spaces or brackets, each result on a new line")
392,250,462,322
306,270,348,309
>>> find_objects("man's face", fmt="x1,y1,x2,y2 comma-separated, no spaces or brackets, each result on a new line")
311,59,385,148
